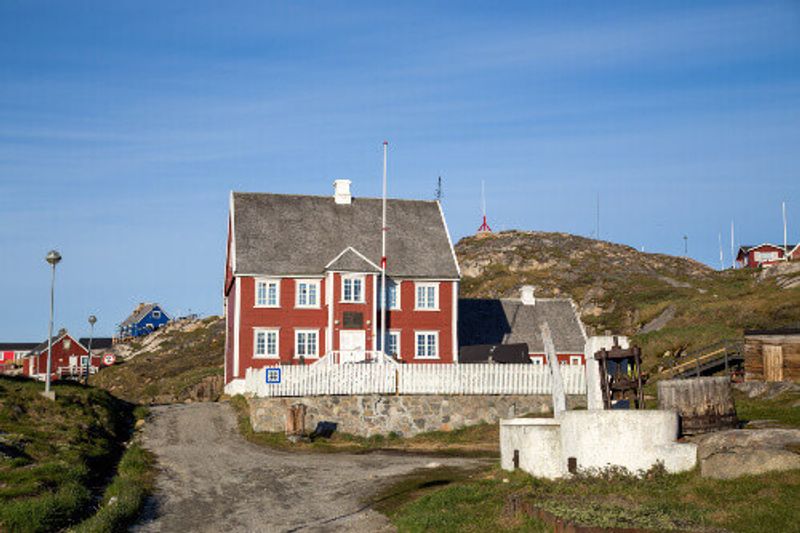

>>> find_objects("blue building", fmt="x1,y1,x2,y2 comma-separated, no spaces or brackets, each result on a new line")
117,303,171,338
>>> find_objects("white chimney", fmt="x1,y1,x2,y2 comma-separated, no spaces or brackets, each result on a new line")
520,285,536,306
333,179,352,205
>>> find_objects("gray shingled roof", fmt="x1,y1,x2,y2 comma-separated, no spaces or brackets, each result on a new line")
326,247,380,272
232,193,460,278
120,303,158,327
458,298,586,353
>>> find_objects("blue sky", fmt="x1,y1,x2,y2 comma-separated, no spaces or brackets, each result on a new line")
1,1,799,338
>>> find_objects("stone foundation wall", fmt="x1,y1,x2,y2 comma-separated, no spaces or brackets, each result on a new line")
248,394,585,437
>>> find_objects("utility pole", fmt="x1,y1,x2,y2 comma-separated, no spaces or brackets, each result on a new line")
719,232,724,270
683,235,688,257
596,192,600,240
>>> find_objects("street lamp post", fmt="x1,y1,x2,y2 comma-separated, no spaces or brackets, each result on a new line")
85,315,96,386
43,250,61,399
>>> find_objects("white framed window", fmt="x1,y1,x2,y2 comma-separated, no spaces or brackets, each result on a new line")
295,329,319,358
415,282,439,310
386,330,400,356
255,279,280,307
254,328,279,358
80,356,89,367
295,279,321,308
559,358,569,366
569,355,582,365
530,356,544,366
153,310,162,319
415,331,439,359
341,275,365,303
380,280,401,310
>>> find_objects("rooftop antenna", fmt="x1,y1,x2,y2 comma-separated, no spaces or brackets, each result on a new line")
730,220,735,269
477,180,492,234
435,176,443,202
718,232,724,270
380,141,388,362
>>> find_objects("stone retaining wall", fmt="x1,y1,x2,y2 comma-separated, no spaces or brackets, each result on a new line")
248,394,585,437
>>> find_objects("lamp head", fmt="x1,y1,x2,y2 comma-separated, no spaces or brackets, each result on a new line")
45,250,62,266
88,315,97,326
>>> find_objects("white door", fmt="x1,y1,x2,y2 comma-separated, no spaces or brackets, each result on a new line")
69,356,78,368
339,330,366,362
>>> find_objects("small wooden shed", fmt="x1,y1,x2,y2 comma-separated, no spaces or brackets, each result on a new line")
744,329,800,382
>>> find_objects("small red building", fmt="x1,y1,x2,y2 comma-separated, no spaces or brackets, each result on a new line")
23,330,101,380
736,243,794,268
789,244,800,262
223,180,461,392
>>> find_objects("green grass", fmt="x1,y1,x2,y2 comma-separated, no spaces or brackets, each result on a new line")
229,395,500,456
734,389,800,428
385,464,800,533
70,442,156,533
383,393,800,533
0,377,135,532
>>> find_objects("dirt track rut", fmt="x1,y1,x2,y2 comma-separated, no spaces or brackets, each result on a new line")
133,402,484,532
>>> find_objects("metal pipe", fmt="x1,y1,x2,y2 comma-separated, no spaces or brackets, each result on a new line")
44,262,56,394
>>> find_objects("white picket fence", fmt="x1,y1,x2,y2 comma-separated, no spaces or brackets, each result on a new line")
243,363,586,397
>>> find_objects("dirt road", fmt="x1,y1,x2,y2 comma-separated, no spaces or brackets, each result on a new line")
134,402,485,532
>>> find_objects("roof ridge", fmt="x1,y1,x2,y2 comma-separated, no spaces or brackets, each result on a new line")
232,191,437,204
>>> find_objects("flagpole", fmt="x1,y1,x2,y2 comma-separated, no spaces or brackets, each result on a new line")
380,141,388,361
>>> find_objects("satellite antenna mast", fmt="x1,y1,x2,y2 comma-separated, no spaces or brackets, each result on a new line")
718,232,724,270
435,176,443,202
380,141,388,361
477,180,492,234
730,220,735,269
683,235,688,257
783,201,788,257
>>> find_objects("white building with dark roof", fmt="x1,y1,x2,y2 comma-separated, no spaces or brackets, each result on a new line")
458,286,588,365
224,180,461,391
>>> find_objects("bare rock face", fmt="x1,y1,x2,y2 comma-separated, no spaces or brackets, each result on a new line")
758,261,800,289
694,428,800,479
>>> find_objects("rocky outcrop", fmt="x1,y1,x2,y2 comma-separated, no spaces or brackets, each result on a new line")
694,428,800,479
758,261,800,289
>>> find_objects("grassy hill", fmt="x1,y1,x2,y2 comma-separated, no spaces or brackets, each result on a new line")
90,316,225,404
457,230,800,369
0,377,135,532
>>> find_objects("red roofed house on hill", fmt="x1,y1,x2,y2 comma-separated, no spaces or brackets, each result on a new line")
223,180,461,393
736,243,797,268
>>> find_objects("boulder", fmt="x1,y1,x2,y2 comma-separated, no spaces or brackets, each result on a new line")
694,428,800,479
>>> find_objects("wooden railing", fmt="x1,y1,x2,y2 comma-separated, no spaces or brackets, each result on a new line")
243,363,587,397
660,340,743,379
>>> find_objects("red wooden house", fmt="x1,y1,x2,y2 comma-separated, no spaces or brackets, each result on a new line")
22,330,102,380
736,243,795,268
223,180,461,391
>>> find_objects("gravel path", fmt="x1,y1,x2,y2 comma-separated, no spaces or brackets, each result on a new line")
133,402,485,532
